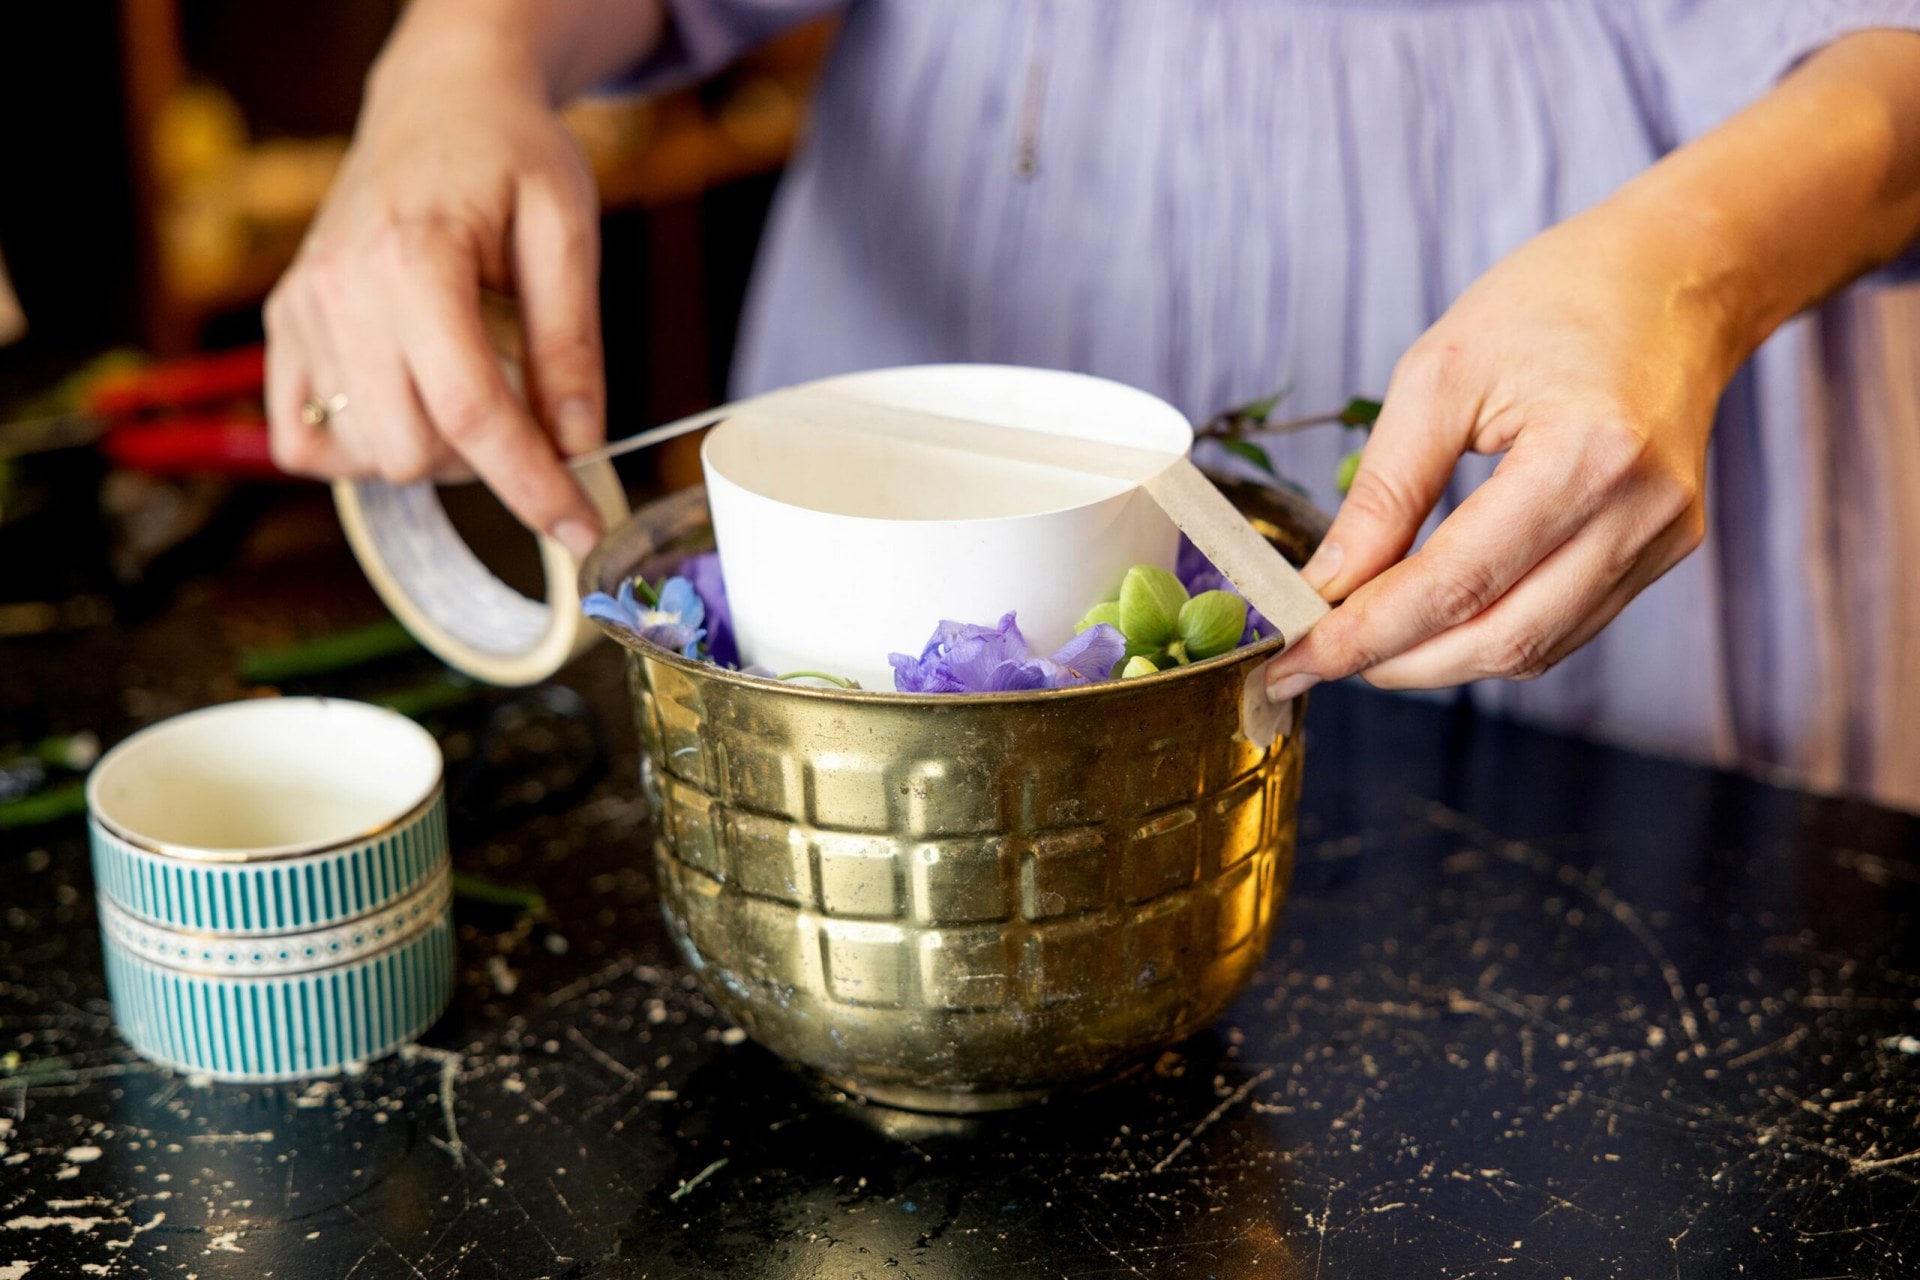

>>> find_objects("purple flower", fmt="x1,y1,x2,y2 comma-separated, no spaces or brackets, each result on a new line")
988,624,1127,691
889,614,1125,693
1176,537,1268,644
1175,536,1215,593
582,576,707,658
889,613,1030,693
681,552,737,666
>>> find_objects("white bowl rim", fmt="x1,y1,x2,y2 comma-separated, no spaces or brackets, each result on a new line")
86,697,443,864
700,363,1197,527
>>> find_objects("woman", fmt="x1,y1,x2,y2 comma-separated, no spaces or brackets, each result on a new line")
266,0,1920,808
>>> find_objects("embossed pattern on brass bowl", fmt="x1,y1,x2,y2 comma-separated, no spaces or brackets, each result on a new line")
583,482,1322,1111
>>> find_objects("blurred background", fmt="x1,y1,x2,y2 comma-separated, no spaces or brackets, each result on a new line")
0,1,832,657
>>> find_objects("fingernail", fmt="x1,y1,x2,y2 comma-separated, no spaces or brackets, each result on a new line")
1301,541,1343,593
556,398,600,455
552,517,599,561
1265,672,1320,705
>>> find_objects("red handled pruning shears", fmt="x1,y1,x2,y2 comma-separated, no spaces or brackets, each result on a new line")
83,344,278,477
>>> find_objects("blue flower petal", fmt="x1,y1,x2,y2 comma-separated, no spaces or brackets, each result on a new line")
581,591,628,627
684,553,735,665
582,581,646,631
656,577,705,630
638,621,702,656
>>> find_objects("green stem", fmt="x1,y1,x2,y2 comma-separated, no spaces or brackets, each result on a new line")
22,733,99,771
238,618,419,684
450,870,548,915
1199,410,1342,441
372,676,480,721
0,780,88,829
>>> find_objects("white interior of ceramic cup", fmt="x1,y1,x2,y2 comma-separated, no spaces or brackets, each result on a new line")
701,364,1194,687
88,698,441,858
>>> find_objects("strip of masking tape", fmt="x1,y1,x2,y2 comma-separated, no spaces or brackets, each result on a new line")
1138,458,1330,648
1240,667,1296,750
332,460,629,686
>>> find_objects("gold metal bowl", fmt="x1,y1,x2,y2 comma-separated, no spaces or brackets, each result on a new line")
582,481,1322,1111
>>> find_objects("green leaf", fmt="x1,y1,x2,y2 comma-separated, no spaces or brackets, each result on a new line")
1220,439,1277,476
1120,655,1159,679
1229,382,1293,424
1335,449,1364,496
1117,565,1187,647
1177,591,1249,660
1338,397,1383,427
1268,475,1315,504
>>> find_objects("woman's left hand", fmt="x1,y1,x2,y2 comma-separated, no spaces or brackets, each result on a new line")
1262,196,1743,702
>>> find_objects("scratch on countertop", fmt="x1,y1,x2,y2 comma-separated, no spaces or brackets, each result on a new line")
400,1044,465,1168
1150,1069,1278,1176
667,1158,728,1203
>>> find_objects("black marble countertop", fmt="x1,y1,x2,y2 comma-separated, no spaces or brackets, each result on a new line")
2,496,1917,1279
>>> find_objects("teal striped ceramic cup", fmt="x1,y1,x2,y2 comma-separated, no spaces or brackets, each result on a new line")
87,698,454,1081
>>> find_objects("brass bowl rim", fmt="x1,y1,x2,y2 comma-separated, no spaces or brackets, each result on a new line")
581,489,1288,707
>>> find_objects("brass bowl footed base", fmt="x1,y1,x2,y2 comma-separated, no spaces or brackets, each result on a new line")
583,481,1321,1112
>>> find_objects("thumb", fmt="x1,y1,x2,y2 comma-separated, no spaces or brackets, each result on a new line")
1306,365,1474,600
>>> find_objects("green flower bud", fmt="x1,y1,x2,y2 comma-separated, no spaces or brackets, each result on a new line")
1120,655,1159,679
1117,565,1187,648
1177,590,1248,660
1077,600,1121,632
1335,449,1363,495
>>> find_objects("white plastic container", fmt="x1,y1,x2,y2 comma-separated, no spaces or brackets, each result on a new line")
701,365,1192,689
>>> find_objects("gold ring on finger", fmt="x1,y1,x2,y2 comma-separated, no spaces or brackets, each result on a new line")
300,393,349,427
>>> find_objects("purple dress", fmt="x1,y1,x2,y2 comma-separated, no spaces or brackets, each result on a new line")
634,0,1920,810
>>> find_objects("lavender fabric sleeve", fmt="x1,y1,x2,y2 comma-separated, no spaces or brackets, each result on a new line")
1779,1,1920,280
609,0,846,95
1644,0,1920,281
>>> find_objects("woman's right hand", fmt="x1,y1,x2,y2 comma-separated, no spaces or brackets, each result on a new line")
265,33,607,556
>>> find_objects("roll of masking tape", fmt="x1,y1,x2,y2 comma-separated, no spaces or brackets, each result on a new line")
333,462,629,686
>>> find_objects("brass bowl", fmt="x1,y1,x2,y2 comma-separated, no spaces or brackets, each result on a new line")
582,481,1322,1111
